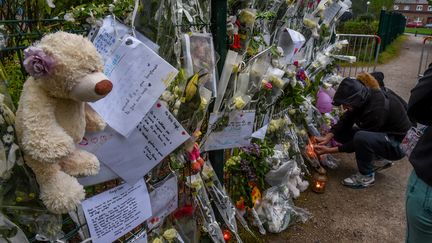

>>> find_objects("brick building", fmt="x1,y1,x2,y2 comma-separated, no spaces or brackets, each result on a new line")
394,0,432,24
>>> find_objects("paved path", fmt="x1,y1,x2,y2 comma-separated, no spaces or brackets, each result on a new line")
375,35,424,101
263,35,424,243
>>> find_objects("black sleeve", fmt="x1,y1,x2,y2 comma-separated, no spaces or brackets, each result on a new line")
338,141,354,153
408,66,432,126
330,111,355,137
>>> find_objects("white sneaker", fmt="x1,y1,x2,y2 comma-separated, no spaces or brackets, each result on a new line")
342,172,375,188
372,159,394,172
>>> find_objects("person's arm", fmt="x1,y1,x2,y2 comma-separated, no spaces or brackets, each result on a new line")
408,66,432,126
314,145,339,155
330,111,356,138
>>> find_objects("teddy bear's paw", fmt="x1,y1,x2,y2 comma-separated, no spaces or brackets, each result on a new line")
86,119,107,133
85,104,107,132
60,150,100,176
40,172,85,214
25,135,75,164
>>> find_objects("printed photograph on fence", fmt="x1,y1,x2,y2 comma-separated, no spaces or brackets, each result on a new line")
182,33,217,96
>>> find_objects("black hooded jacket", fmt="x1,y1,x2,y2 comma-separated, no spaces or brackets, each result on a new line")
407,65,432,186
331,78,411,152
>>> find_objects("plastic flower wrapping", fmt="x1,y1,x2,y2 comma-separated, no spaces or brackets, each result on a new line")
186,174,225,243
200,161,243,242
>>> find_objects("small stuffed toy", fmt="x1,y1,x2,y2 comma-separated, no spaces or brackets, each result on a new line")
15,32,112,214
186,142,205,172
286,163,309,199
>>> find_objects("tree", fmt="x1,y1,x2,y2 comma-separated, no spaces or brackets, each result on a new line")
351,0,369,17
369,0,395,19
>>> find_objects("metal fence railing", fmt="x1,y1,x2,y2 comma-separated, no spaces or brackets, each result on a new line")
336,34,381,77
418,36,432,78
377,10,406,52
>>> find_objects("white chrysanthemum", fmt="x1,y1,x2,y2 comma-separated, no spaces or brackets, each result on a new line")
7,126,14,133
3,134,13,144
64,13,75,22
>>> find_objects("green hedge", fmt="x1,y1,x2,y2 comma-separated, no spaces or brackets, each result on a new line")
337,20,379,35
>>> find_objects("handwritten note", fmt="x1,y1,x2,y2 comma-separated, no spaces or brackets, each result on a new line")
82,179,151,243
76,127,119,186
90,36,178,136
89,15,159,61
96,102,190,184
147,175,178,230
204,110,256,151
323,2,343,25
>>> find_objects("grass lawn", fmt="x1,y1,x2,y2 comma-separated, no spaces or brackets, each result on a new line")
377,34,408,64
405,27,432,35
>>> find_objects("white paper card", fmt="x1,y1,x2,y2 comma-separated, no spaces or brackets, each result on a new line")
277,28,306,66
82,179,151,243
147,176,178,230
77,127,120,186
251,124,268,140
97,102,190,184
89,15,159,61
323,2,343,25
91,36,178,136
204,110,256,151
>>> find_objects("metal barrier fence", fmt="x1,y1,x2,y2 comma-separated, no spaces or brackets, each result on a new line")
418,36,432,77
335,34,381,77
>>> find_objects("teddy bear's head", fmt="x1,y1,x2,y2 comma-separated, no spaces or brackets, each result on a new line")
23,31,112,102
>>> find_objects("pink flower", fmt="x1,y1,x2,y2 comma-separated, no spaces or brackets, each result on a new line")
23,47,55,77
264,82,273,90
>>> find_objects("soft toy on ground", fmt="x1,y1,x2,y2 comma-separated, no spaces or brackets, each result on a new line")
286,162,309,199
15,31,113,214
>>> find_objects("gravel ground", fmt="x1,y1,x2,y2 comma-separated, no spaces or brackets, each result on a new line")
262,35,425,243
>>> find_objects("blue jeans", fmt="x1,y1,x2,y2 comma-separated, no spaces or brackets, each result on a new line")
336,130,405,175
406,170,432,243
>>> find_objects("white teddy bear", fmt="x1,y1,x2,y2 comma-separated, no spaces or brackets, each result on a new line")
15,31,112,214
286,162,309,199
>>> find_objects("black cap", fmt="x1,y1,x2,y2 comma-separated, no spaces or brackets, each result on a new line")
332,77,370,108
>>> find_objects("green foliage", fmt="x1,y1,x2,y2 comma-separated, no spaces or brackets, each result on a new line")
61,0,135,27
224,141,274,206
377,34,407,64
1,57,25,108
405,27,432,36
256,11,276,20
337,20,379,35
279,83,306,108
357,13,375,22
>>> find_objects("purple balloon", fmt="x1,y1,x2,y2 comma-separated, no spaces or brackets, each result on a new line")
316,88,333,113
323,87,336,98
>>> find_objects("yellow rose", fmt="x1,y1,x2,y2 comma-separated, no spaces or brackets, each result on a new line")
303,18,318,28
163,228,178,242
271,76,285,89
152,237,163,243
239,9,257,27
233,96,246,109
200,97,208,110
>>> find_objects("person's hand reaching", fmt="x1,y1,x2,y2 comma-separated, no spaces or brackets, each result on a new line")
315,133,334,145
314,145,339,155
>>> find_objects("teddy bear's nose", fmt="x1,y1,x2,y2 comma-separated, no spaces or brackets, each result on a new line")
95,80,113,96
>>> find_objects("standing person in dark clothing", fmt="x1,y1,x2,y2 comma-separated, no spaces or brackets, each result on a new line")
314,72,411,188
405,65,432,243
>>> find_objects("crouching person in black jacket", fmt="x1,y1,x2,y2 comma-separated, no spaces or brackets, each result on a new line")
314,72,411,188
405,65,432,243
